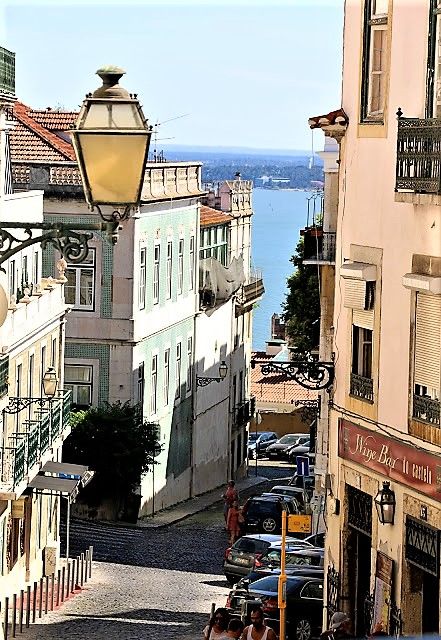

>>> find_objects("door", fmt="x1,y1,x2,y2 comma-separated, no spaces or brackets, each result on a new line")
422,571,439,633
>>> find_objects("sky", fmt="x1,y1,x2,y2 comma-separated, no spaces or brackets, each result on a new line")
1,0,344,151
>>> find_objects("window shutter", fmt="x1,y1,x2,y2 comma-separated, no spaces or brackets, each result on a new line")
353,309,374,331
344,280,367,310
415,293,441,391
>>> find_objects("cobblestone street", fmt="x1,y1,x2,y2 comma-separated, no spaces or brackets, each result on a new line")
20,464,291,639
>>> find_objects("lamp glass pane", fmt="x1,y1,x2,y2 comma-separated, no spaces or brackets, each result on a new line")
76,132,148,204
82,102,144,129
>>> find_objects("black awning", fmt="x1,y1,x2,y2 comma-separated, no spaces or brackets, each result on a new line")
28,475,81,502
40,461,94,487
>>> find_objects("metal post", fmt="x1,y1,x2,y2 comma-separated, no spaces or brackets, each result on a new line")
18,591,23,633
80,553,84,586
56,570,61,607
76,556,80,588
66,563,71,600
89,546,93,578
44,576,49,614
11,594,16,638
60,567,65,603
4,597,9,640
50,574,54,611
38,578,43,618
84,549,89,583
278,510,287,640
25,586,30,628
66,499,70,559
71,560,75,593
32,583,37,623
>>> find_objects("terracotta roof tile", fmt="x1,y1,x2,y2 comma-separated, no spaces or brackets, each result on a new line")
27,109,78,131
308,108,349,130
11,102,76,162
251,351,318,406
200,205,233,227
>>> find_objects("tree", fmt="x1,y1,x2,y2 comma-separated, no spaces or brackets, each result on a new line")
282,238,320,354
63,401,162,519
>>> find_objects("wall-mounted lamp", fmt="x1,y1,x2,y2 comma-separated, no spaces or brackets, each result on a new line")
196,361,228,387
375,481,396,525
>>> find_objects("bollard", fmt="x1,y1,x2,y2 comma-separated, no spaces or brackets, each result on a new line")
71,559,75,593
38,578,43,619
44,576,49,614
76,556,80,588
32,583,37,624
60,567,65,603
4,597,9,640
50,574,55,611
84,549,89,583
80,553,85,586
25,585,30,628
56,570,61,607
19,590,23,633
66,563,71,601
89,545,93,578
11,594,16,638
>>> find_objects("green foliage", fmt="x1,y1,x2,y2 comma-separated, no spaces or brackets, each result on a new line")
282,238,320,354
64,401,162,503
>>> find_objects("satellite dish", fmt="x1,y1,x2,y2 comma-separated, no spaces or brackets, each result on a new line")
0,285,8,327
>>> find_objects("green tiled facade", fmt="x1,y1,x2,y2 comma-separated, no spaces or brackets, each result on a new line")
65,342,110,406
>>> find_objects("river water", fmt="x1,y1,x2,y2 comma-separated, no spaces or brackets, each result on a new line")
251,188,310,351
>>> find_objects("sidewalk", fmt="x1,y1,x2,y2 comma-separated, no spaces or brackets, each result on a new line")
138,474,268,528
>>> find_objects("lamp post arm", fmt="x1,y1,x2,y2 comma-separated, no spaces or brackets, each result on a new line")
0,221,119,271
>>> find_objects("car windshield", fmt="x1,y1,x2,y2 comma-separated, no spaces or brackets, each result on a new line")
278,435,299,445
250,575,304,594
248,433,258,443
234,538,270,553
247,501,279,516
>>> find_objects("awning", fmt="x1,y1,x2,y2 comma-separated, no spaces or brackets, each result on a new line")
40,461,94,487
28,475,81,503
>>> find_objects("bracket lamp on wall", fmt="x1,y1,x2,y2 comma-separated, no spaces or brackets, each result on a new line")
375,481,396,525
196,361,228,387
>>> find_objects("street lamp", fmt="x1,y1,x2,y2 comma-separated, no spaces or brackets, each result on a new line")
375,481,396,525
0,66,152,267
42,366,58,398
196,361,228,387
71,66,152,223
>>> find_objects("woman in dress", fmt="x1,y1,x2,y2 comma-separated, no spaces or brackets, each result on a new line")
203,608,229,639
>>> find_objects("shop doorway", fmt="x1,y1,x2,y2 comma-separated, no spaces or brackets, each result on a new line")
422,571,439,633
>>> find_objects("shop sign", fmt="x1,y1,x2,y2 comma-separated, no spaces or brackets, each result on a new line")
339,419,441,502
288,514,312,533
372,552,393,634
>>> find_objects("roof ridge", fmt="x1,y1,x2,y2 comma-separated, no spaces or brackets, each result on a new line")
13,101,76,162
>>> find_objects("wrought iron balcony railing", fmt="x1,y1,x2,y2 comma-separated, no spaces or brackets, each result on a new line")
302,227,336,264
234,397,255,428
350,373,374,403
0,389,72,491
413,394,440,427
395,111,441,194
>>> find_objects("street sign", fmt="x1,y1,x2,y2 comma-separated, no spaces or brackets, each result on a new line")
296,455,310,477
288,514,312,534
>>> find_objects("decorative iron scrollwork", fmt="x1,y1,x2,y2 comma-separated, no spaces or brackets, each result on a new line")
253,358,334,390
3,396,52,414
294,397,321,422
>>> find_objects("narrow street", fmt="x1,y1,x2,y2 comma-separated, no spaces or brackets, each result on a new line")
22,464,291,639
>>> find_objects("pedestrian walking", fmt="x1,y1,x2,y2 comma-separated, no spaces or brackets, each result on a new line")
203,607,229,639
222,480,239,525
226,501,242,545
241,605,277,640
226,618,244,638
320,611,353,640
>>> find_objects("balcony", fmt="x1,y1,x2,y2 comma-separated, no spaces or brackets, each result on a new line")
238,269,265,309
0,389,72,495
234,397,255,428
301,227,336,265
413,394,440,427
350,373,374,403
395,114,441,203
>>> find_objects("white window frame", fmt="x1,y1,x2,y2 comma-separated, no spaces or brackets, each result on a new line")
186,336,193,394
139,246,146,310
164,348,170,406
150,354,158,415
64,364,93,407
166,240,172,300
352,325,373,379
65,249,96,311
137,362,145,406
153,242,160,305
189,236,195,291
9,259,16,299
368,25,387,117
175,342,182,401
178,238,184,295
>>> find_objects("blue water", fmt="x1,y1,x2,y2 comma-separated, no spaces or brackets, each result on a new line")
251,188,309,351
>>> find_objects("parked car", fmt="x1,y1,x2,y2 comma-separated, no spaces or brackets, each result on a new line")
288,471,315,488
261,492,303,514
248,432,278,459
266,434,306,460
287,441,311,463
242,495,294,535
269,485,309,501
248,574,324,640
223,533,302,585
305,532,325,548
235,548,323,588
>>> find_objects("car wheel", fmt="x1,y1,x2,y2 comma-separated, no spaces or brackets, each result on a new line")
225,574,236,586
262,517,277,532
295,619,312,640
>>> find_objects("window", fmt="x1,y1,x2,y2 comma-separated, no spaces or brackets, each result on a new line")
41,345,46,389
153,243,160,304
352,326,373,379
51,337,57,367
413,294,441,425
186,337,193,393
232,374,237,408
9,259,16,299
175,342,182,400
166,241,172,300
139,247,146,309
33,251,39,287
426,0,441,117
22,255,29,286
178,238,184,295
301,581,324,600
64,365,93,407
239,370,244,403
137,362,145,406
199,225,228,266
28,354,34,398
150,355,158,414
65,249,95,311
0,355,9,398
189,236,195,290
164,348,170,405
360,0,389,122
